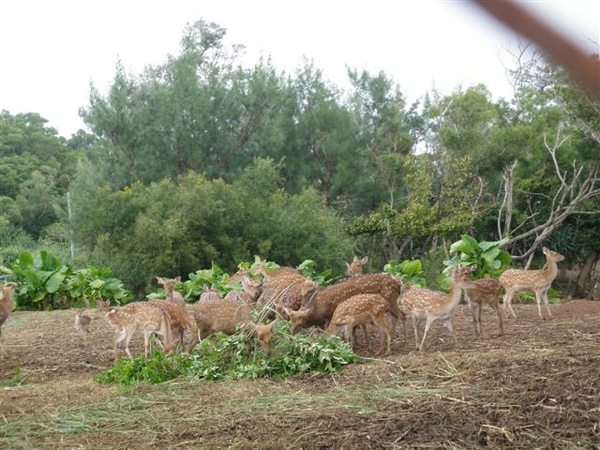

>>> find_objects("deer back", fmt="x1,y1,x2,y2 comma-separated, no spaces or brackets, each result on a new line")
193,299,251,336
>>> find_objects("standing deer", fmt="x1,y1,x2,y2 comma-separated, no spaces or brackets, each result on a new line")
461,275,504,337
499,247,565,319
156,276,186,306
401,265,474,351
101,301,174,358
74,309,92,340
0,282,18,357
324,293,392,355
346,256,369,277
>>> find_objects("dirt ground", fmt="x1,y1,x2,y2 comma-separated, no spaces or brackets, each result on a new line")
2,300,600,449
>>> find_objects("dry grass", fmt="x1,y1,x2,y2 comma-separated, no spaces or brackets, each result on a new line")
2,300,600,448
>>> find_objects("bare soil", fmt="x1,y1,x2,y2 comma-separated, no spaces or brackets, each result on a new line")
2,300,600,449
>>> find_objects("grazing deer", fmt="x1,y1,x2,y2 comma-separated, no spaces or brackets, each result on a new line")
287,273,404,339
346,256,369,277
74,309,92,340
224,275,262,305
499,247,565,319
156,276,186,306
324,293,392,356
401,265,474,351
149,299,198,351
0,282,18,357
191,299,276,355
461,276,503,337
102,301,174,359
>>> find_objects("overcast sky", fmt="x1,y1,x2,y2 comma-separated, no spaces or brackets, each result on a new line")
1,1,598,137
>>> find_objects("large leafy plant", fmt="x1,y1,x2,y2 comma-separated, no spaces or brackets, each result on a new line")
384,259,427,287
2,250,130,310
447,235,511,278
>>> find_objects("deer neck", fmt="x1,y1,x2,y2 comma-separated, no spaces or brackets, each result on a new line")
544,254,559,280
445,283,463,313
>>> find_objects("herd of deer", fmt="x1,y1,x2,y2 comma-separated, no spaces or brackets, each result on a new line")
0,248,566,359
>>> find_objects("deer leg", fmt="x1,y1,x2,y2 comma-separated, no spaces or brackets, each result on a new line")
477,302,484,338
442,317,459,348
418,317,436,352
372,316,391,356
114,328,127,358
0,329,5,357
503,290,518,318
535,291,545,319
541,288,552,318
411,316,422,350
492,303,504,335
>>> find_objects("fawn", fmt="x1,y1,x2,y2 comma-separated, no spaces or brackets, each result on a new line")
499,247,565,319
101,301,174,358
401,265,474,351
0,282,18,357
461,276,504,337
345,256,369,278
156,276,186,306
324,293,392,356
74,309,92,340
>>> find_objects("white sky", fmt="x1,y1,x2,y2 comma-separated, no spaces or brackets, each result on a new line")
1,1,598,138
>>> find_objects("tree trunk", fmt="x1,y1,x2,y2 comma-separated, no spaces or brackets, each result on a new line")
574,250,598,299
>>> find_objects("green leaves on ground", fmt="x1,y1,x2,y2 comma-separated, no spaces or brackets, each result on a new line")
95,321,358,385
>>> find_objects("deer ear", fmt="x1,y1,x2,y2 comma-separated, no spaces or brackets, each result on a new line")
174,276,181,282
361,256,369,264
156,277,164,284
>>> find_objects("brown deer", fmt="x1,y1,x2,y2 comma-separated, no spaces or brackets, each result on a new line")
287,274,404,338
156,276,186,306
102,301,174,358
346,256,369,277
149,299,198,351
324,293,392,355
461,276,503,337
499,247,565,319
74,309,92,340
0,282,18,357
224,275,262,305
199,285,221,302
191,299,275,355
401,265,474,351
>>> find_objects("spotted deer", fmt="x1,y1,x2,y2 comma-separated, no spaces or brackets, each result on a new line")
499,247,565,319
224,275,262,305
346,256,369,277
74,309,92,340
461,275,503,337
156,276,186,306
191,299,276,355
0,282,18,357
149,299,198,351
101,301,174,358
324,293,392,355
401,265,474,351
287,274,404,339
199,285,221,302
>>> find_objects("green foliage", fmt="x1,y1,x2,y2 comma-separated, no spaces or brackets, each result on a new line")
95,321,358,385
383,259,427,287
4,249,130,310
448,235,511,278
296,259,338,286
